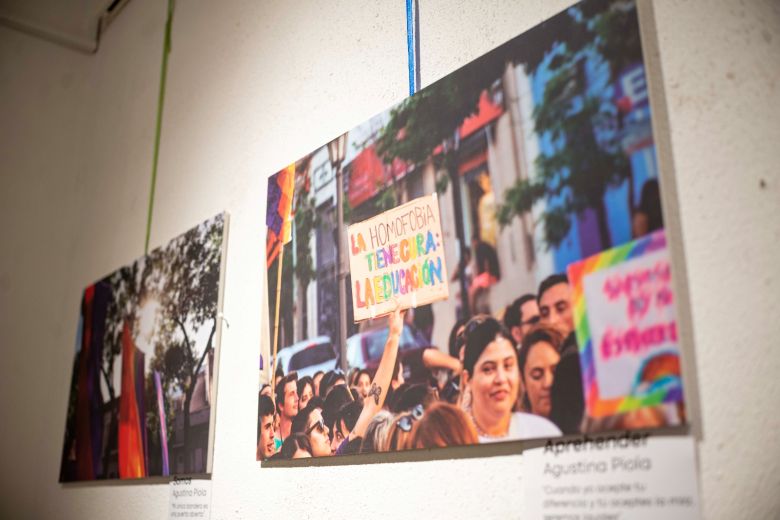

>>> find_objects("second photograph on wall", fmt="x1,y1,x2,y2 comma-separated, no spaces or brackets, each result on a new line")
258,0,688,462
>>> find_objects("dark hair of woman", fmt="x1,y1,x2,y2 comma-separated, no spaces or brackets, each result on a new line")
297,376,314,399
356,368,371,383
279,433,312,459
390,383,438,414
337,400,363,434
307,396,324,411
322,384,354,439
462,315,515,377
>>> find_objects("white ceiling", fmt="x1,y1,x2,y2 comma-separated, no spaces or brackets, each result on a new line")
0,0,131,53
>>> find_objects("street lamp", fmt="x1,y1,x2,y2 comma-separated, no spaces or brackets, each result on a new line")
328,132,349,371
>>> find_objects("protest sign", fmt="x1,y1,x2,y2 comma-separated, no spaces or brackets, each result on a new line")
348,194,449,321
568,230,684,418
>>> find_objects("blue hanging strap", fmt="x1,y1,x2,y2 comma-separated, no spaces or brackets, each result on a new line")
406,0,421,95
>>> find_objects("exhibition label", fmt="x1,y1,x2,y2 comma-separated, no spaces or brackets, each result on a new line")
169,478,212,520
522,434,701,519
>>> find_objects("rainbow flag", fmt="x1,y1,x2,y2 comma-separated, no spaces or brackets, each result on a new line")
74,282,109,480
266,163,296,268
74,285,96,480
118,321,147,478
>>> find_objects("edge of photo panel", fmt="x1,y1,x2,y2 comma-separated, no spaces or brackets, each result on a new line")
636,0,702,441
206,211,231,475
259,424,691,469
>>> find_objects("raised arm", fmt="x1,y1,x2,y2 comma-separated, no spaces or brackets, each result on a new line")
349,306,404,441
422,348,462,374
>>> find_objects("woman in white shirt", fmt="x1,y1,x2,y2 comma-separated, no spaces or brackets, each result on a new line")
461,316,561,442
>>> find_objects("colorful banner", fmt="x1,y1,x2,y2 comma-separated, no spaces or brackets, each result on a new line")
568,230,684,418
266,163,295,268
348,194,450,321
74,284,96,480
118,321,147,478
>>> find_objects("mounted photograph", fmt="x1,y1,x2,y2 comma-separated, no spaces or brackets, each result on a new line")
60,213,228,481
258,0,687,462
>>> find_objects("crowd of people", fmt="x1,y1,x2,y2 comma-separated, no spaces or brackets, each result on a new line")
257,271,680,461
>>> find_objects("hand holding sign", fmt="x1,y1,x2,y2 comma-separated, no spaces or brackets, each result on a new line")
348,195,450,321
387,300,406,338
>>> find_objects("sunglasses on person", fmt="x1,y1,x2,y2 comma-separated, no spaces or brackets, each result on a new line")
306,417,327,435
396,404,424,432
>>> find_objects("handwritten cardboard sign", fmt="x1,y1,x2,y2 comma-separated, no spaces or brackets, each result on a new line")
348,194,449,321
568,230,684,418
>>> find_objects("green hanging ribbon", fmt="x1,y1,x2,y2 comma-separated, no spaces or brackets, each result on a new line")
145,0,175,254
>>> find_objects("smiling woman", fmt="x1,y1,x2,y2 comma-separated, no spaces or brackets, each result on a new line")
461,316,562,443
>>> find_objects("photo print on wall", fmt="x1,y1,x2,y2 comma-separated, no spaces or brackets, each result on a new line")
258,0,688,462
59,213,228,481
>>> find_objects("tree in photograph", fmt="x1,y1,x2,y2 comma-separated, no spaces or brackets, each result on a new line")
376,7,580,315
143,359,173,475
155,216,224,473
498,0,643,249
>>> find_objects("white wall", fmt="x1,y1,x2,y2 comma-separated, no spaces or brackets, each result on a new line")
1,0,778,518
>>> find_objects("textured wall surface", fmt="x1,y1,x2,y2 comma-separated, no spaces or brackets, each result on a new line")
1,1,778,518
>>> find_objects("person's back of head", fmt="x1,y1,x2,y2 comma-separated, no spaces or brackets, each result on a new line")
638,179,663,233
307,396,324,411
382,407,423,452
385,382,408,413
549,351,585,435
360,411,394,454
390,383,436,414
320,370,346,399
337,400,363,435
279,433,312,460
409,402,478,449
323,384,353,437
